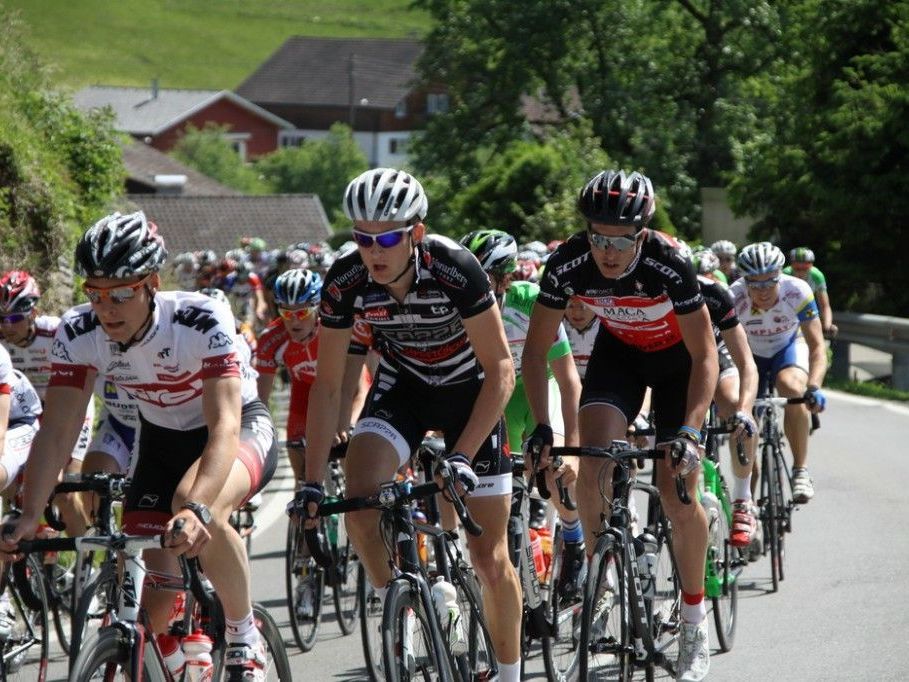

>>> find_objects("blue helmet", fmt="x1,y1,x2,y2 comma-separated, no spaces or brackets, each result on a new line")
273,268,322,306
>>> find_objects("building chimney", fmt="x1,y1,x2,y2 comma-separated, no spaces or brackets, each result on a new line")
151,78,159,99
153,174,186,195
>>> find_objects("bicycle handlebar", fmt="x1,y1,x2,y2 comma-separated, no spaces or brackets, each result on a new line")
525,442,578,512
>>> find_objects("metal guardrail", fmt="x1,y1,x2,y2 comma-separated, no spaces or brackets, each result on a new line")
830,311,909,390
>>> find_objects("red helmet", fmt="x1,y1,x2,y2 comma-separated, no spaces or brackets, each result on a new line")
0,271,40,314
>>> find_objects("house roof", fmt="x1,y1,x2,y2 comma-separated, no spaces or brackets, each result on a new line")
73,85,295,136
125,195,332,258
120,139,240,196
236,37,424,109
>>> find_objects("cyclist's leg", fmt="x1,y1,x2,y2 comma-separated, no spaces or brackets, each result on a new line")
82,413,133,517
56,401,95,536
776,341,810,469
0,421,36,493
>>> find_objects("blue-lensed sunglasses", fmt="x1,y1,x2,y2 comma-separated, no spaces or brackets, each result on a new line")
352,225,415,249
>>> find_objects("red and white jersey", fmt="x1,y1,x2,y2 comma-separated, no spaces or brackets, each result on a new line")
49,291,259,431
255,318,371,385
2,315,61,401
0,344,42,424
565,319,600,381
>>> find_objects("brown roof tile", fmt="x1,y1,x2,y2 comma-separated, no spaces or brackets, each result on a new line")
121,139,241,197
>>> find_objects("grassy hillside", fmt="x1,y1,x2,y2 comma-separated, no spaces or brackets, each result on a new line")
4,0,430,91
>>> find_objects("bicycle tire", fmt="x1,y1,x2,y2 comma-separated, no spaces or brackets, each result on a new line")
44,561,74,656
69,564,119,672
69,626,165,682
450,560,497,680
285,515,324,651
253,603,293,681
761,444,781,592
331,527,360,636
381,578,448,682
2,554,49,681
578,537,631,681
358,564,384,681
772,444,788,583
709,485,738,652
540,524,581,681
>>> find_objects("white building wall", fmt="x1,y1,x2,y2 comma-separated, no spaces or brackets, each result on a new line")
279,129,417,168
700,187,756,247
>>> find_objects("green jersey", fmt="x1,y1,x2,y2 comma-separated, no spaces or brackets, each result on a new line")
783,265,827,294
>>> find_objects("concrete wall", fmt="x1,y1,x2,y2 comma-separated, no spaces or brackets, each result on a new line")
700,187,755,246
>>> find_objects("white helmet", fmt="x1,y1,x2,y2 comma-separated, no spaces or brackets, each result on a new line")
710,240,738,257
343,168,428,223
737,242,785,276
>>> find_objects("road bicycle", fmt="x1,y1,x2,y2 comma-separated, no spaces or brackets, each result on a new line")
551,443,686,681
303,455,496,682
18,523,291,681
285,447,359,652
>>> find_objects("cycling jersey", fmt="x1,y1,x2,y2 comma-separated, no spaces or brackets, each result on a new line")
49,291,259,431
730,274,819,358
2,315,60,401
539,229,704,352
565,319,600,381
320,234,495,385
782,265,827,295
0,344,42,426
699,275,739,343
502,281,571,380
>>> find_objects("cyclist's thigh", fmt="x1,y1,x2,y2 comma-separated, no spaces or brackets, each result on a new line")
579,330,646,443
85,417,133,474
714,372,739,418
70,398,96,462
344,433,402,497
0,421,37,491
465,494,511,557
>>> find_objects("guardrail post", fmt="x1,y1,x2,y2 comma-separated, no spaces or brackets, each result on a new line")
830,338,851,382
893,352,909,392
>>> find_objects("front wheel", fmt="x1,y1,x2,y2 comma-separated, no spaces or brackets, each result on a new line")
359,565,384,681
285,516,324,651
708,493,738,652
331,523,360,636
382,579,447,682
253,604,293,680
578,539,631,681
3,555,50,681
69,626,165,682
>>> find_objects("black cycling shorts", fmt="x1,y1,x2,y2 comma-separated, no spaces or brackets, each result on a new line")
355,366,511,496
124,399,278,534
581,329,692,442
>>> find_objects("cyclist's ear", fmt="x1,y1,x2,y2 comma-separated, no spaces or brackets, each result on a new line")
412,222,426,244
148,272,161,292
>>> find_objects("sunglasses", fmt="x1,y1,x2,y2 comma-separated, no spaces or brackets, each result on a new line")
83,276,149,304
0,313,27,325
587,230,640,252
745,275,781,289
352,225,414,249
278,305,319,321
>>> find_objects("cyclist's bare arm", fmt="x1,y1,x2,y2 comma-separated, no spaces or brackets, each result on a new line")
550,352,581,447
0,393,10,462
720,323,758,413
816,289,834,333
256,370,276,406
677,306,719,430
801,316,828,389
304,325,353,483
451,304,515,457
522,302,565,428
337,352,367,437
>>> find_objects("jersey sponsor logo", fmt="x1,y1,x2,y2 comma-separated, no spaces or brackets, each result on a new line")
63,311,100,340
417,288,445,300
137,494,160,508
51,339,74,363
432,261,468,289
128,379,204,406
364,306,391,321
430,305,450,315
172,306,218,333
104,381,119,400
385,319,465,343
106,360,132,372
599,306,648,321
642,257,683,285
326,264,367,301
676,293,703,308
157,347,171,359
399,336,468,363
554,253,588,276
208,331,233,349
327,284,342,301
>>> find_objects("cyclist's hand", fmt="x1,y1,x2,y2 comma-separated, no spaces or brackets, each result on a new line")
0,513,38,560
546,455,578,489
823,324,838,340
286,482,324,530
437,453,478,497
731,410,757,439
165,510,211,558
525,423,554,470
804,386,827,413
657,432,701,478
627,414,652,449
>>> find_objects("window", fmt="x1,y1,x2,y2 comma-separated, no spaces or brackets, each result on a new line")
389,137,409,155
279,130,307,148
395,100,408,118
427,93,449,115
223,132,251,161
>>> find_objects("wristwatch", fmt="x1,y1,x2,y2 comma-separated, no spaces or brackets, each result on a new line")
181,502,213,526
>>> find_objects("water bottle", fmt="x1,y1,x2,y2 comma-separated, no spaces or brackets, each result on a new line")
635,531,658,600
536,526,553,575
157,633,185,678
528,528,546,581
701,491,721,548
182,630,214,682
431,578,467,655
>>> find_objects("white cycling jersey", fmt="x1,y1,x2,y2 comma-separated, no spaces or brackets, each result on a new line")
565,319,600,381
49,291,259,431
2,315,60,401
730,274,819,358
94,375,139,428
0,344,42,424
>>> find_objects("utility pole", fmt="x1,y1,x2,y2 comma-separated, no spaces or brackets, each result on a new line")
348,53,356,127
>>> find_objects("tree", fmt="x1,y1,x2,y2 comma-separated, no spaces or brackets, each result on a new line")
0,6,123,310
255,123,368,228
172,123,267,194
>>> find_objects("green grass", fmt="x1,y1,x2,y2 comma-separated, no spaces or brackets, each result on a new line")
4,0,430,91
826,376,909,403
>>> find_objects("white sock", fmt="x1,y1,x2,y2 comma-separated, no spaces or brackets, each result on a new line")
681,598,707,625
733,474,752,502
225,612,258,646
497,659,521,682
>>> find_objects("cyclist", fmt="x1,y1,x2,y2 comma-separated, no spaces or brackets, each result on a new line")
524,170,717,681
172,251,199,292
460,229,586,602
222,260,269,328
731,242,827,504
294,168,523,680
784,247,837,337
691,246,727,285
563,296,600,382
710,239,740,283
1,211,279,681
0,270,94,535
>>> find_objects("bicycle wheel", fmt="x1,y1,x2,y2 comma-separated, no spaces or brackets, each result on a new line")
2,555,49,681
253,604,293,681
70,564,119,670
285,515,324,651
647,517,681,682
44,559,75,656
772,444,788,583
761,444,781,592
451,560,497,680
69,626,165,682
331,518,360,636
709,485,738,652
578,537,631,681
382,578,447,682
358,565,384,681
541,524,581,681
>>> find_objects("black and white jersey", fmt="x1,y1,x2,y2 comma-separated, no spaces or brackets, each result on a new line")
698,275,739,344
319,235,495,385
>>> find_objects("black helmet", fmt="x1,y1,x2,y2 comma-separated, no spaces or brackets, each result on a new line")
75,211,167,278
459,229,518,274
578,170,655,230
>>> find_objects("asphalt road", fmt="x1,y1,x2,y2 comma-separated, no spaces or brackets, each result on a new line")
45,389,909,680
